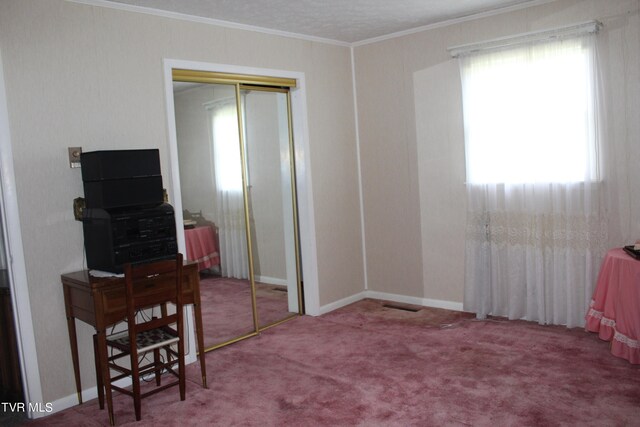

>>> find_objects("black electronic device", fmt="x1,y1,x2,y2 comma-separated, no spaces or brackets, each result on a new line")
80,149,161,181
82,203,178,273
80,149,163,209
79,149,176,272
623,245,640,260
82,176,163,209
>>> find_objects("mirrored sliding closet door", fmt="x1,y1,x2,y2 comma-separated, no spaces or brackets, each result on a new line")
171,71,302,352
241,87,301,330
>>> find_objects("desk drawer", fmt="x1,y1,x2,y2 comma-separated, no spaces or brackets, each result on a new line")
99,275,195,326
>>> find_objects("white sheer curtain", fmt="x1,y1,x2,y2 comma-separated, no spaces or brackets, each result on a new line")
460,32,608,327
210,100,249,279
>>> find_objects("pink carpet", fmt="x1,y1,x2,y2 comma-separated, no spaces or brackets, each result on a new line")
24,298,640,426
198,276,294,347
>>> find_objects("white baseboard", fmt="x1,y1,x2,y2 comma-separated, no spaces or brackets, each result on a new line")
317,291,367,315
364,290,464,312
41,376,131,419
254,275,287,287
43,352,198,418
316,290,463,316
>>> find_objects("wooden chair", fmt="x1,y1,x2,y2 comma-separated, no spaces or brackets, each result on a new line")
101,254,186,424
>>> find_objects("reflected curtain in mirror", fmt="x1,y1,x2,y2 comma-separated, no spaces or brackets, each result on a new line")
207,99,248,279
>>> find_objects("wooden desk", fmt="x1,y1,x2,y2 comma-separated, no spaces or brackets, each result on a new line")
61,262,207,406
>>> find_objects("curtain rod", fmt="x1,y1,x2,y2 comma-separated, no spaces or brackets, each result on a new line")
448,20,602,58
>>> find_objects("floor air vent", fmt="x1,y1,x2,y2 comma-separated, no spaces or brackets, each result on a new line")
382,303,421,312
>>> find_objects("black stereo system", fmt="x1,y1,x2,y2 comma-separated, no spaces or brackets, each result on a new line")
80,149,177,273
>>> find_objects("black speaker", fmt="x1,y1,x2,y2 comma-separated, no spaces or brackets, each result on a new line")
81,149,163,209
81,149,161,181
83,176,163,209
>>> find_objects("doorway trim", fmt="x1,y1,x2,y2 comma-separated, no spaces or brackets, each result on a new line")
162,59,320,358
0,50,44,416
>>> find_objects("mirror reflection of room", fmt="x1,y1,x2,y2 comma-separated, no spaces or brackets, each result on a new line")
173,80,299,351
242,88,300,330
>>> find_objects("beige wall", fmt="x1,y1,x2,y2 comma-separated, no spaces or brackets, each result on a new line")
0,0,363,403
354,0,640,303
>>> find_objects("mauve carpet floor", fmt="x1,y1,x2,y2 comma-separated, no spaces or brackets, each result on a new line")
26,299,640,426
198,276,293,346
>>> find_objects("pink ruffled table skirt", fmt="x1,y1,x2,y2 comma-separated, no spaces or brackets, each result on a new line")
585,248,640,364
184,225,220,271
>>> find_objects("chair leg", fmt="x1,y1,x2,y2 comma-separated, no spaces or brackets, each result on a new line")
130,349,142,421
92,334,104,410
178,340,185,401
163,343,173,379
153,348,161,386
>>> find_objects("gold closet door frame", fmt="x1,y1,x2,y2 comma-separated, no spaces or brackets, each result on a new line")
173,69,296,88
239,84,304,330
172,70,302,352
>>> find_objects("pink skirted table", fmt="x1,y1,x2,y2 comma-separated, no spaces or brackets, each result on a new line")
585,248,640,364
184,225,220,271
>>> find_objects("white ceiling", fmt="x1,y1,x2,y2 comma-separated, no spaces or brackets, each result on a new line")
103,0,546,44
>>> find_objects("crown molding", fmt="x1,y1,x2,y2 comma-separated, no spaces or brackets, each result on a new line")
352,0,559,47
66,0,351,47
67,0,559,49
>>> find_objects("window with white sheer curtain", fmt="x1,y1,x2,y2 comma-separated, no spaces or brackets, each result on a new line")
462,37,598,184
212,101,243,192
458,28,608,327
209,100,248,279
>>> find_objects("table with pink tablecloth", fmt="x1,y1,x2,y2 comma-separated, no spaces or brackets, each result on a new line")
184,225,220,271
585,248,640,364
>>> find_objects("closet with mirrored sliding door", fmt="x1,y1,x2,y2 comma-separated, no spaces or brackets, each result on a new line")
171,70,302,352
